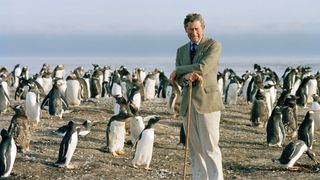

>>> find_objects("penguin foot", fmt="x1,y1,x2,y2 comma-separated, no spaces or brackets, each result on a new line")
111,152,119,157
116,150,125,155
66,164,76,169
132,164,138,169
144,166,152,171
288,166,300,171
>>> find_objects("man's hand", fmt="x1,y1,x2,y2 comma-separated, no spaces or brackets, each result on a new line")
184,72,202,82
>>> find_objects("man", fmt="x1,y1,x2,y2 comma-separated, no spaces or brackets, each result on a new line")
169,13,224,180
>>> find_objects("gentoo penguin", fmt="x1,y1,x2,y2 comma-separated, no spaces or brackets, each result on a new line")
157,71,168,98
55,121,78,169
311,94,320,130
0,80,10,114
166,81,181,118
281,95,298,137
225,76,240,105
128,85,141,115
239,71,253,100
296,76,311,107
52,64,65,79
106,103,132,157
8,105,31,153
274,140,319,170
132,116,160,170
41,80,69,119
250,88,269,127
297,111,314,149
65,73,82,106
266,106,285,147
25,81,41,126
129,116,145,145
54,120,92,137
11,64,21,88
0,129,17,177
143,72,157,100
41,71,53,95
306,75,317,103
90,67,103,98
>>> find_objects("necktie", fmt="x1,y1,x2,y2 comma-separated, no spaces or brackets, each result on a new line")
190,43,197,62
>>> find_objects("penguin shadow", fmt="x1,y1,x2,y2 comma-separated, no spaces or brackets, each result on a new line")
224,161,277,173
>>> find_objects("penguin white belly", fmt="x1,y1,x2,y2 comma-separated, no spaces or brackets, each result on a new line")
66,80,81,106
120,81,128,100
36,77,44,88
55,70,64,79
226,83,238,105
109,121,126,153
291,79,301,95
240,77,252,100
217,78,224,96
307,79,317,103
1,82,9,102
42,78,53,95
25,92,41,122
130,116,145,144
286,144,308,168
132,129,154,166
84,78,91,98
58,80,67,96
270,87,277,105
2,138,17,177
111,83,122,97
132,93,141,110
113,98,120,115
144,79,156,100
265,92,272,117
65,132,78,166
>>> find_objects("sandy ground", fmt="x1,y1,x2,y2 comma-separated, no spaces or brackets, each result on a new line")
1,89,320,180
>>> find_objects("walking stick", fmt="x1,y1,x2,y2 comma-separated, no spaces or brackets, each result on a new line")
183,82,192,180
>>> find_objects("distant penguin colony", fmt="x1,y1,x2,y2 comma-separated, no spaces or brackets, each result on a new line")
1,62,320,178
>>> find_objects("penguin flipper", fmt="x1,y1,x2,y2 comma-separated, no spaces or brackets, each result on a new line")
41,94,50,109
56,140,67,164
61,95,69,110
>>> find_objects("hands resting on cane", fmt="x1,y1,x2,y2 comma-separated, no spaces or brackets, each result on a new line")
169,70,203,86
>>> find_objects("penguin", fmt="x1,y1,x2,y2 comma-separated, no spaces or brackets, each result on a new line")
225,76,240,105
296,76,311,107
0,79,10,114
132,116,160,170
0,129,17,177
297,111,314,149
250,88,269,127
274,140,319,170
127,85,141,115
41,71,53,95
25,81,41,126
106,101,132,157
90,67,103,98
143,72,157,100
157,71,168,98
306,75,317,103
41,80,69,119
266,106,285,147
281,95,298,137
55,121,78,169
83,71,92,99
65,73,82,106
311,94,320,130
166,81,181,118
239,72,253,100
52,64,65,79
129,116,145,145
20,66,29,80
11,64,21,88
8,105,31,153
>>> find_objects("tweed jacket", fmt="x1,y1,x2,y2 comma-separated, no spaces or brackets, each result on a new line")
175,37,225,116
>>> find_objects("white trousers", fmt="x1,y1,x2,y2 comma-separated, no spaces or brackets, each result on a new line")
183,104,223,180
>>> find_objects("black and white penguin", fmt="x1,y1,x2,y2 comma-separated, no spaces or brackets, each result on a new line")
132,116,160,170
274,140,319,170
41,80,69,119
266,106,285,147
297,111,314,149
129,116,145,145
296,76,312,107
0,79,10,114
0,129,17,177
250,88,269,127
157,71,168,98
281,95,298,137
143,72,157,100
41,71,53,95
311,94,320,131
25,81,41,125
11,64,21,88
128,85,141,115
55,121,78,169
90,67,103,98
166,81,181,118
8,105,31,153
52,64,65,79
65,73,82,106
106,102,132,157
225,76,240,105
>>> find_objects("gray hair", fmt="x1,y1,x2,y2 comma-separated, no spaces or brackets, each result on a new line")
184,13,205,29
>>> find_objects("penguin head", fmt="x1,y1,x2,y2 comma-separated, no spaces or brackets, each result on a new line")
146,116,161,128
312,94,320,103
0,129,10,140
11,105,26,116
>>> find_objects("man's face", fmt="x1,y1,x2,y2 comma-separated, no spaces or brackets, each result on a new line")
185,20,204,43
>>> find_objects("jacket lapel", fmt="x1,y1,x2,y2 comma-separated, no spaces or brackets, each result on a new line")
193,37,208,63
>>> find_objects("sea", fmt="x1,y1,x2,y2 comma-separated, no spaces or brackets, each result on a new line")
1,56,320,78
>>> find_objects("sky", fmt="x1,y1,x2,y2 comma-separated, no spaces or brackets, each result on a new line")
1,0,320,57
